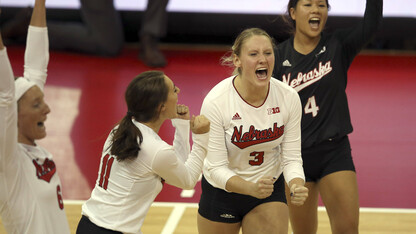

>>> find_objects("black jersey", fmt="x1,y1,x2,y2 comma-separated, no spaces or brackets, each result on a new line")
273,0,383,149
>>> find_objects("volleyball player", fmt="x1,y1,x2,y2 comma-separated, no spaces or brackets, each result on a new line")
197,28,308,234
0,1,71,233
76,71,210,234
273,0,383,233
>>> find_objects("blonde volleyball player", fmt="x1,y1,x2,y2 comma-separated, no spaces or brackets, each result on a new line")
0,1,71,233
76,71,210,234
197,28,308,234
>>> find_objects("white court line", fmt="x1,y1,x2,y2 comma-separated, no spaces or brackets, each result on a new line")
161,204,187,234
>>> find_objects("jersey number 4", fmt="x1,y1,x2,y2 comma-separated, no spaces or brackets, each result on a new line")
304,96,319,117
98,154,115,190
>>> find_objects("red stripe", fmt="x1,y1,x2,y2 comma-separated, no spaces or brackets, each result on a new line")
102,157,115,190
98,154,110,188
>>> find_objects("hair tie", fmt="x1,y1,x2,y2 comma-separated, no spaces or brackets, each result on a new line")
127,111,135,117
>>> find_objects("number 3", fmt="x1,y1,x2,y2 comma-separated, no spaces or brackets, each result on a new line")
304,96,319,117
249,151,264,166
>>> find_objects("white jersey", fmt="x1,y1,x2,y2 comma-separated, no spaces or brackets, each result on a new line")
82,119,208,234
201,76,305,190
0,27,70,234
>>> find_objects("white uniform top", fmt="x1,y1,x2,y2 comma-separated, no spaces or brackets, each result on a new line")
0,27,70,234
82,119,208,234
201,76,305,190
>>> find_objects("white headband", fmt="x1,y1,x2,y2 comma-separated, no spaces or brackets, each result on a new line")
15,77,37,101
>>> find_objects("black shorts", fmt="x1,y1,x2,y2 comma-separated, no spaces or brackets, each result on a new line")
76,215,122,234
302,135,355,182
198,175,286,223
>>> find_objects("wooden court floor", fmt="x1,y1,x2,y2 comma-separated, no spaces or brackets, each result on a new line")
1,201,416,234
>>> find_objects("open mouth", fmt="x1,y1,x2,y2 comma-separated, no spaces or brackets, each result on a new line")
309,18,320,29
255,68,268,80
37,122,45,128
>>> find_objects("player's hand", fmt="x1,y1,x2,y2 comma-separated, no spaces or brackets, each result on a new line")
289,184,308,206
176,104,190,120
190,115,210,134
250,176,277,199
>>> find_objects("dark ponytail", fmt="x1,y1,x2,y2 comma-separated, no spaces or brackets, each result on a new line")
110,71,168,161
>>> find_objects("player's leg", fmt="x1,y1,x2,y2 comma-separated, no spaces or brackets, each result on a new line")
286,182,319,234
48,0,123,56
139,0,169,67
241,202,288,234
197,176,242,234
197,214,241,234
319,170,359,234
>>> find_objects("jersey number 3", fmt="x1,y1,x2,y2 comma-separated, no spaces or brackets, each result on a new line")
304,96,319,117
98,154,115,190
249,151,264,166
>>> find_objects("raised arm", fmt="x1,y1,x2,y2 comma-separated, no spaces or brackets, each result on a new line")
0,12,15,99
0,8,18,171
23,0,49,89
339,0,383,64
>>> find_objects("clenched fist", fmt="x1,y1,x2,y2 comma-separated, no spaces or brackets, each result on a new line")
190,115,210,134
176,104,190,120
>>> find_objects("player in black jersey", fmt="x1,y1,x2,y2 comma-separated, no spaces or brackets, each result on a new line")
273,0,383,233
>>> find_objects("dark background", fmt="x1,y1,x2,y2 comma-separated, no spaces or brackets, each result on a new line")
1,7,415,51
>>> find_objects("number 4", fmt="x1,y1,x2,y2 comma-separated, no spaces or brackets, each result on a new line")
304,96,319,117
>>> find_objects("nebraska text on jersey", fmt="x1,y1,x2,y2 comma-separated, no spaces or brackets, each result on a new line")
282,61,332,92
231,123,284,149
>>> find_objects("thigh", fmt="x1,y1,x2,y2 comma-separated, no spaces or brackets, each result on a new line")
286,182,319,234
197,214,241,234
319,171,359,230
242,202,288,234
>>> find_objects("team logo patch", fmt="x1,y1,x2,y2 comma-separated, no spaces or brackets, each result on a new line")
32,158,56,183
232,113,241,120
267,107,280,115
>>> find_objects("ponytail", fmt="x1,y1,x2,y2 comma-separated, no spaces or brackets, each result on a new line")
110,114,143,161
108,70,168,161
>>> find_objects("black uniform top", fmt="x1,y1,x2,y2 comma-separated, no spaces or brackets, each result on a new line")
273,0,383,149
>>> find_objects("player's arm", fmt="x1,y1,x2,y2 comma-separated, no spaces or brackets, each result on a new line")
171,104,191,163
152,115,210,189
200,97,237,190
281,90,308,205
225,175,277,199
0,13,14,102
339,0,383,64
0,8,19,171
23,0,49,89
